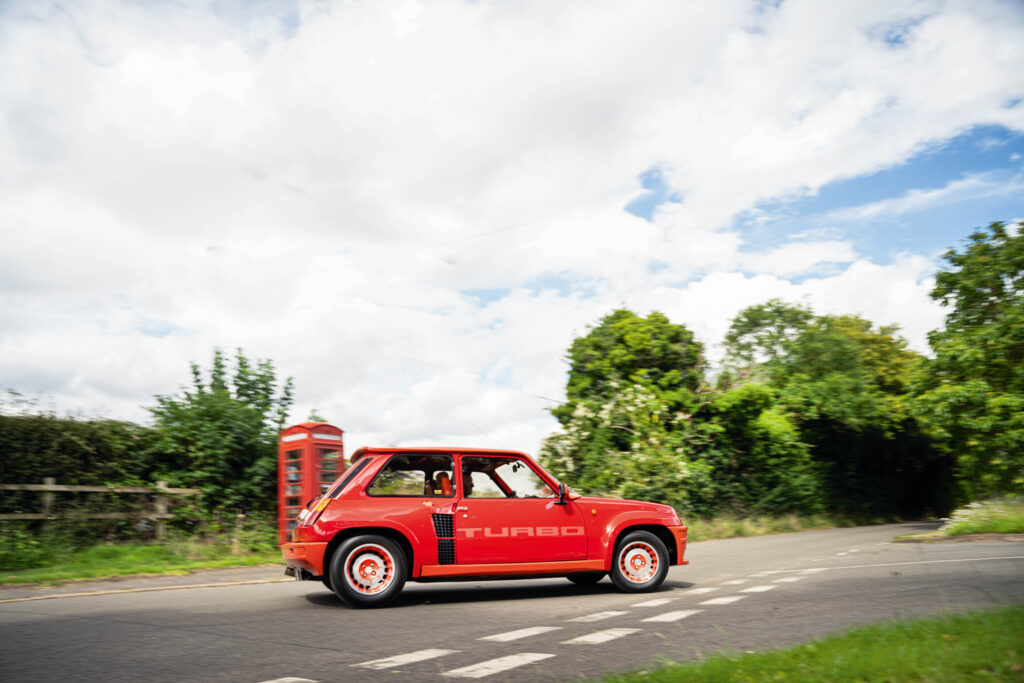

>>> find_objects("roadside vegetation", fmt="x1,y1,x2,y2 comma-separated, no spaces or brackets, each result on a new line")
940,498,1024,536
0,523,279,585
603,606,1024,682
1,221,1021,581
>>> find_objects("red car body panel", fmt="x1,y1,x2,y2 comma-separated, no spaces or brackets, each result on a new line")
281,447,688,583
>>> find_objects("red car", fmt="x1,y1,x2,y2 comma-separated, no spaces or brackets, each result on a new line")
282,447,688,607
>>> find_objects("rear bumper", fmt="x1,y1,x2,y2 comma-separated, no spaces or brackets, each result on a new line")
281,541,328,577
667,525,689,566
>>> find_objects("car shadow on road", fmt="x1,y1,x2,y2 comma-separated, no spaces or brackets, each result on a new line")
303,579,693,608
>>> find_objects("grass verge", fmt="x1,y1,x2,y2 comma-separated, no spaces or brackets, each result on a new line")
604,605,1024,682
0,539,280,585
685,513,866,542
942,498,1024,536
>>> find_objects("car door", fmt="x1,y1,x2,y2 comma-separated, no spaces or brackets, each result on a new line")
454,454,587,564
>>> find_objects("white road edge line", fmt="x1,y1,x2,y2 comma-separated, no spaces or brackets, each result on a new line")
561,628,642,645
0,578,293,604
567,610,629,622
642,609,703,623
818,556,1024,572
478,626,562,642
442,653,555,679
354,649,460,670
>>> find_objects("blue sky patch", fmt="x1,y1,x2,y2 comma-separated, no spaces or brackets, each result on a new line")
624,166,682,221
733,124,1024,263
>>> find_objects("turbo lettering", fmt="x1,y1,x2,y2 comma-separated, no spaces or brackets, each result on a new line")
456,526,585,538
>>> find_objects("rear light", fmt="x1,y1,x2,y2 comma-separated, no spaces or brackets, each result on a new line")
302,496,333,526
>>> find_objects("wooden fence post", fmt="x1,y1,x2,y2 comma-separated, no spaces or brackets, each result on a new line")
41,477,55,518
155,481,168,540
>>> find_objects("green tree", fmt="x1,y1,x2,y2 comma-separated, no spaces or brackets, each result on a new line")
912,221,1024,497
147,348,294,514
552,309,705,426
540,382,717,516
725,305,954,516
709,384,822,515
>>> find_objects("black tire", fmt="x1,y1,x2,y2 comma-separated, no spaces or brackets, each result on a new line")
329,535,407,608
321,574,332,591
567,572,605,585
610,531,669,593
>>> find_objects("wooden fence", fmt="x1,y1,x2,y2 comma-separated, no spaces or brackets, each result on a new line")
0,478,202,538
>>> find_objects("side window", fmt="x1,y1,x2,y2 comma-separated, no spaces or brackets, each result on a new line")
367,454,455,497
461,456,556,499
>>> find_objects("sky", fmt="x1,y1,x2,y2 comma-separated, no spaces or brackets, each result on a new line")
1,0,1023,456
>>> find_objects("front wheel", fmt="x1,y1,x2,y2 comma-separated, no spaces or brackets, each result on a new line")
610,531,669,593
329,535,407,608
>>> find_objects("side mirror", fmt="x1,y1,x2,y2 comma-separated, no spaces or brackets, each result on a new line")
554,482,568,506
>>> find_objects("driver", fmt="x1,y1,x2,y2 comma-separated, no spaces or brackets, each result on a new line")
461,465,475,497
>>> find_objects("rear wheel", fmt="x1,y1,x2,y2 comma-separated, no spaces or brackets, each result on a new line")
329,535,407,608
610,531,669,593
567,572,605,585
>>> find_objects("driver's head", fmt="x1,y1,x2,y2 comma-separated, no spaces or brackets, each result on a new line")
462,466,474,496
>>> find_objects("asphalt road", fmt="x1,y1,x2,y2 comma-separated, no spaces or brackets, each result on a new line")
2,522,1022,682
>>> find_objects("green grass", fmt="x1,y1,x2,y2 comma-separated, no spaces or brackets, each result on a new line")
685,513,862,542
0,538,280,585
942,498,1024,536
604,606,1024,682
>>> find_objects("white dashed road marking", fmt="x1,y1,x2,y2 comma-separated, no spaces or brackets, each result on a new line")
740,585,777,593
641,609,703,623
699,595,747,605
720,579,748,585
773,576,804,583
478,627,562,642
258,679,318,683
800,568,828,574
354,649,460,670
561,628,642,645
442,653,556,679
687,587,719,595
631,598,675,607
567,610,629,622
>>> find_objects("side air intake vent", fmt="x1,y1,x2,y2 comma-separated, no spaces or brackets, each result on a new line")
432,513,454,538
438,539,455,564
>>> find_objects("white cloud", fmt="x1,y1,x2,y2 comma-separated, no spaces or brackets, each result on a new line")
826,169,1024,221
0,0,1021,455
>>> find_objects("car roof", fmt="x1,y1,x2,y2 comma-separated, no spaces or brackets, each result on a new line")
349,446,530,463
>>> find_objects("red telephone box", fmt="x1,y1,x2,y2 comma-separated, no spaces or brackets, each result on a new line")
278,422,345,544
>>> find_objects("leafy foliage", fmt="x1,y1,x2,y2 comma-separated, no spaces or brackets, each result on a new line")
552,309,705,426
146,348,293,515
911,221,1024,497
725,305,954,516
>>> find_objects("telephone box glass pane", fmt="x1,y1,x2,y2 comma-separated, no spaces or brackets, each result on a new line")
286,449,301,461
319,471,336,482
286,484,301,495
285,461,301,473
286,496,301,507
320,460,338,471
